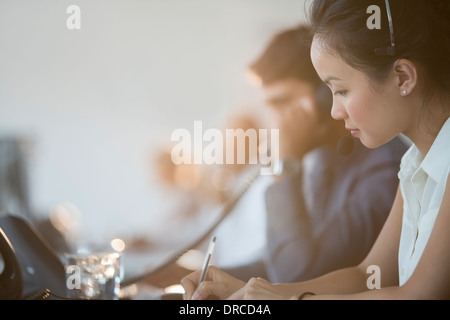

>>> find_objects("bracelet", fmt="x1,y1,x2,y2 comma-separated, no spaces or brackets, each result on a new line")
297,291,316,300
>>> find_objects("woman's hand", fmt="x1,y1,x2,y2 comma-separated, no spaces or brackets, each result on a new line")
180,266,246,300
227,277,298,300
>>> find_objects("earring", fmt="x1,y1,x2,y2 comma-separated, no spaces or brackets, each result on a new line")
402,90,407,96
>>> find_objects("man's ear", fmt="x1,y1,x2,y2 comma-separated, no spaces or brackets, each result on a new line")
393,59,418,96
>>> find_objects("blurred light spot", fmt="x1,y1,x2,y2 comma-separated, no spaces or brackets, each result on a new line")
176,249,204,270
49,202,82,234
164,284,185,294
173,164,202,191
119,284,138,299
111,238,126,252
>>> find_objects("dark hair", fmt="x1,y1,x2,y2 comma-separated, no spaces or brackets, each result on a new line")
308,0,450,100
249,25,322,88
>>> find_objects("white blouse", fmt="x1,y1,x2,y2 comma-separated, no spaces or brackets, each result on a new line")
397,117,450,286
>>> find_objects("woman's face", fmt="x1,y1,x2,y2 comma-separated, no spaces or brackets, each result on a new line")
310,37,408,149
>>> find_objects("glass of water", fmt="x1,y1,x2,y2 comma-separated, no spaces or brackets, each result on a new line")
64,251,121,300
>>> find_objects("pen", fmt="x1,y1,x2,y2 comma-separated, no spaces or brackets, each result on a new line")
198,236,216,286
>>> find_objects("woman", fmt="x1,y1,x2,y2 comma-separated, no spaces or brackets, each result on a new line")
181,0,450,299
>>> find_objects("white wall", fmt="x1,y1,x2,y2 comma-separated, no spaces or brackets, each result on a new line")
0,0,308,246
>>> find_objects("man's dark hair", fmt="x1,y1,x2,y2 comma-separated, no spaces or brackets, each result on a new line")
249,24,322,87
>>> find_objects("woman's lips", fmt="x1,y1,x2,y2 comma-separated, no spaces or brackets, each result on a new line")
346,127,360,137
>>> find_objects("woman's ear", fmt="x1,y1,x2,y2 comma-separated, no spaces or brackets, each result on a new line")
393,59,418,96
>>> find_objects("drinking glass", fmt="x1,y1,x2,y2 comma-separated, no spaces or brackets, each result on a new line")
64,251,121,300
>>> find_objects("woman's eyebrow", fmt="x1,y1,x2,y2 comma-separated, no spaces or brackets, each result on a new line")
324,76,342,85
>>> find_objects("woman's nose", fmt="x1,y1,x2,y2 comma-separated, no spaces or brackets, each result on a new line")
330,100,347,121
